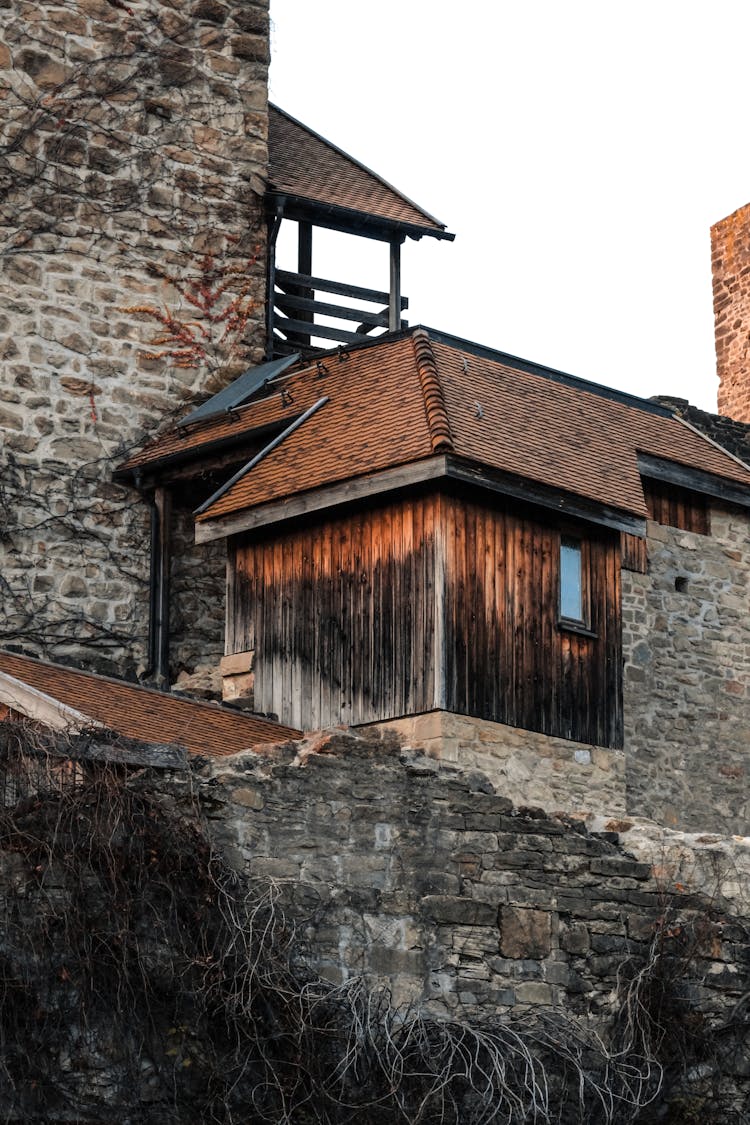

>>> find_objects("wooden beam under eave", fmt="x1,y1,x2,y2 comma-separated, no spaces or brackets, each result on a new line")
194,457,450,543
637,452,750,509
194,454,647,545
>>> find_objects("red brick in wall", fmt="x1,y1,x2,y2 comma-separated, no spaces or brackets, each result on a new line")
712,202,750,421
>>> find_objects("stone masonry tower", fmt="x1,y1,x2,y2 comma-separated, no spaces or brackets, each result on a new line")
711,202,750,421
0,0,270,678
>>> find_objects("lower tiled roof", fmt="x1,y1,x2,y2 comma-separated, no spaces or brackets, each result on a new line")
194,328,750,526
0,651,300,758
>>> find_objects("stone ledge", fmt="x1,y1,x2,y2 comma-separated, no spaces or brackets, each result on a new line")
220,650,254,675
364,711,625,819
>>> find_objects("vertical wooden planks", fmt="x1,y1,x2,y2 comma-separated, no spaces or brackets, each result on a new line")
644,478,709,535
227,490,623,747
229,494,444,728
431,493,446,711
442,498,622,748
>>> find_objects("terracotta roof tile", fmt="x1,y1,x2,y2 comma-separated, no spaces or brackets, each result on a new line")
0,651,300,757
116,388,304,475
195,328,750,526
432,339,750,514
268,105,449,237
198,335,437,519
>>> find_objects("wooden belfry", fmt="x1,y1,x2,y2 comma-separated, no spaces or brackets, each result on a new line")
265,106,453,357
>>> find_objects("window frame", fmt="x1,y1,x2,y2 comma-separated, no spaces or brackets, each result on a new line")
558,533,596,637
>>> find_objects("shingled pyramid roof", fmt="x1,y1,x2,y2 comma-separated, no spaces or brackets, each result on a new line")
186,328,750,539
268,105,452,240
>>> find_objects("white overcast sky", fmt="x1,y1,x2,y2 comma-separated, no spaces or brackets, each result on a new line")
269,1,750,411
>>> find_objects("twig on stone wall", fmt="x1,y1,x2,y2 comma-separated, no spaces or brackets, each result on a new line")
0,723,670,1124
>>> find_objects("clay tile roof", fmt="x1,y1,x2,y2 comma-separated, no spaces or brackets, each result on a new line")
195,327,750,527
268,105,451,239
0,651,300,758
116,387,302,476
198,334,437,519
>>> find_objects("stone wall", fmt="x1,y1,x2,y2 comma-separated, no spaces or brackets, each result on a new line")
712,202,750,421
371,710,625,818
622,508,750,833
197,730,750,1116
169,504,226,683
3,730,750,1118
0,0,269,677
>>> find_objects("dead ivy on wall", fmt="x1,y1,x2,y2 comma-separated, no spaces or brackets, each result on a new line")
0,451,149,664
0,1,266,671
121,240,260,371
1,2,264,371
0,722,747,1124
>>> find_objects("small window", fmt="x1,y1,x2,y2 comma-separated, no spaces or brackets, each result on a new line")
560,537,584,623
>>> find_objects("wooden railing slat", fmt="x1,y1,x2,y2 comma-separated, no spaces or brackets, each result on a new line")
275,269,408,310
276,292,389,327
274,314,376,345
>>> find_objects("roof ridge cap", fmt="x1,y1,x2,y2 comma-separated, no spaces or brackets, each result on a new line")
412,330,454,454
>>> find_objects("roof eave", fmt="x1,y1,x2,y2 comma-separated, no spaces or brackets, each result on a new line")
195,453,646,545
637,453,750,509
269,103,452,235
113,418,294,486
266,191,455,242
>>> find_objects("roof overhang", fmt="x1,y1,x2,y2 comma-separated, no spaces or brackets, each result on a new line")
0,671,102,732
638,453,750,509
113,417,293,487
195,453,646,545
266,191,455,243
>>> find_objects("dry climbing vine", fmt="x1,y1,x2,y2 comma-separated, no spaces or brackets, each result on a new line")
0,722,690,1124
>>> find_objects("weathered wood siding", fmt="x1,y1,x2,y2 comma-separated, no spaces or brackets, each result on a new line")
621,479,710,575
441,495,622,748
228,491,623,746
227,495,440,729
644,478,710,534
620,532,648,573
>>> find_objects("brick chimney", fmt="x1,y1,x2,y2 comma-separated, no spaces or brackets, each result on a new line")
711,203,750,421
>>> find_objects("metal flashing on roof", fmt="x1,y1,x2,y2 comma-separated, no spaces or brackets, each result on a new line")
177,354,300,428
194,396,330,517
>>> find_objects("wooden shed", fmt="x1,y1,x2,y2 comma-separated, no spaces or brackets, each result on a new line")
115,110,750,752
172,327,750,748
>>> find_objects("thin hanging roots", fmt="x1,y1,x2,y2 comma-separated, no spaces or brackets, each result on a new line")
0,725,672,1122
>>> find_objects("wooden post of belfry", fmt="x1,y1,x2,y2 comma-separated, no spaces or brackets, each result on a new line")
298,220,313,347
389,237,402,332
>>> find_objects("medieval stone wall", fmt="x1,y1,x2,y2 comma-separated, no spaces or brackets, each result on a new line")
198,731,750,1118
712,203,750,422
0,0,269,677
622,507,750,834
3,730,749,1118
169,504,226,686
371,710,626,818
